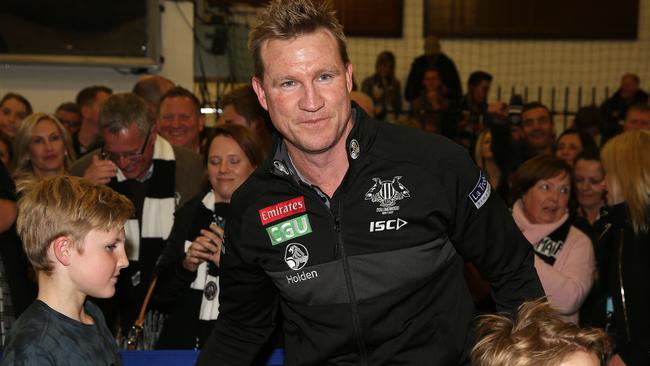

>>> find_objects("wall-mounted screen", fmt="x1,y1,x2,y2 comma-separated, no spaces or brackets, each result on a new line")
0,0,161,68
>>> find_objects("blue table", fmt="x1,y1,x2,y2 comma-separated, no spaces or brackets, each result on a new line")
2,349,284,366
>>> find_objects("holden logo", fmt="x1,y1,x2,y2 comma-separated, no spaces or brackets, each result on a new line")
284,243,309,270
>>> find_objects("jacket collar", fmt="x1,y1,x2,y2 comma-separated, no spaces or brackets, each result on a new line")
268,101,379,180
602,202,631,227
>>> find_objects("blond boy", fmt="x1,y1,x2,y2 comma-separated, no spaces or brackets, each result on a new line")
1,176,133,366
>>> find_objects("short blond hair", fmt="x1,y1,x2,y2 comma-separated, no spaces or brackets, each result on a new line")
601,130,650,233
471,299,611,366
16,175,134,273
248,0,349,79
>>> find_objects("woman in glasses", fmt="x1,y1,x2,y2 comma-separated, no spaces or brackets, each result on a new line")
154,124,263,350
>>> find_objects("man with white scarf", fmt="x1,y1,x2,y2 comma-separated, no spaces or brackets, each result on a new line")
70,93,204,345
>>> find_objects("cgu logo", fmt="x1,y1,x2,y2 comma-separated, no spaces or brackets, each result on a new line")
369,218,407,232
267,214,312,245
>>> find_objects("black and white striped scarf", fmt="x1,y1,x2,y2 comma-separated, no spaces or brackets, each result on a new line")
185,191,220,321
118,137,177,269
109,136,177,347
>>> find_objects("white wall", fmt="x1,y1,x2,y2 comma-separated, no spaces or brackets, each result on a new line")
3,0,648,116
0,1,194,113
348,0,650,111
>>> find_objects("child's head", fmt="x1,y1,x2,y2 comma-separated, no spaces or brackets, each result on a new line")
471,299,611,366
16,175,134,275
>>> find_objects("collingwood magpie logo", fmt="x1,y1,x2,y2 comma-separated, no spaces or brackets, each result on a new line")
204,280,218,300
365,176,410,214
273,160,290,176
349,139,360,160
284,243,309,270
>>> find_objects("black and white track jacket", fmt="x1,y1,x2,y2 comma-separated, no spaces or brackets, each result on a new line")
198,106,544,366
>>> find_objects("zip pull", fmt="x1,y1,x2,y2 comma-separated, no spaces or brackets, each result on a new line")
333,216,341,258
597,222,612,242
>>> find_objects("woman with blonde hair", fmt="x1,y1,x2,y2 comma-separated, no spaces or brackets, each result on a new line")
12,113,75,181
598,130,650,366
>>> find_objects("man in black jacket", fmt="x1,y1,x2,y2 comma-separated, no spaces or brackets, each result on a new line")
197,1,544,365
404,35,463,104
601,73,649,141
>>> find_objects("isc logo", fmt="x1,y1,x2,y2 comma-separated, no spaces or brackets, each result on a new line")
369,218,407,232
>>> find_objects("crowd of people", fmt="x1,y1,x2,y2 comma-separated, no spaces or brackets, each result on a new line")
353,27,650,366
0,0,649,365
0,78,275,352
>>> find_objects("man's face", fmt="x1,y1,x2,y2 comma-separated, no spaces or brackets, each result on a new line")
252,29,353,155
222,104,253,129
471,80,491,103
623,109,650,131
521,107,554,151
56,110,82,134
102,123,155,180
620,75,639,100
157,96,204,150
423,70,441,91
377,61,392,78
83,91,111,125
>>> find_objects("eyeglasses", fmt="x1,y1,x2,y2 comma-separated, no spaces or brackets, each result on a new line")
101,130,151,164
59,118,81,129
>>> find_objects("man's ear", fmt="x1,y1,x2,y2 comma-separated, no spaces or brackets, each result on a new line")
52,236,73,266
252,77,269,111
345,63,354,94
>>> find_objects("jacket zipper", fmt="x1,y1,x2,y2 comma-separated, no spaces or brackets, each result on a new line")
617,229,631,341
272,164,370,363
333,202,369,366
596,222,611,242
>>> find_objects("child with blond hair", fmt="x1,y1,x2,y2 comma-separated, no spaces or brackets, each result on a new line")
1,176,133,365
